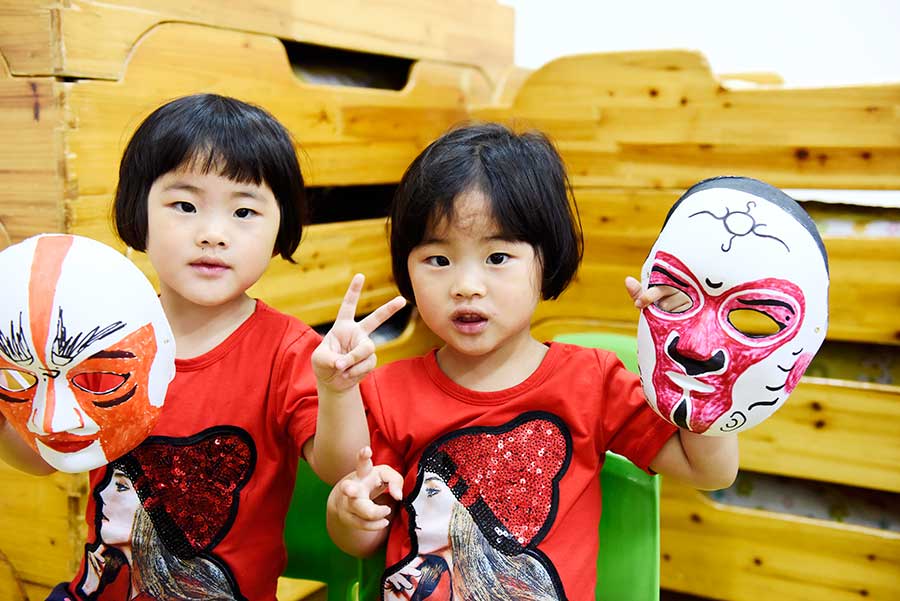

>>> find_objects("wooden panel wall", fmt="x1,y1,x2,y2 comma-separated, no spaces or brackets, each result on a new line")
475,50,900,190
0,0,514,83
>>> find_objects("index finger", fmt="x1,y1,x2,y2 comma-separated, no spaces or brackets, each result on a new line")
335,274,365,323
358,295,407,335
355,446,374,479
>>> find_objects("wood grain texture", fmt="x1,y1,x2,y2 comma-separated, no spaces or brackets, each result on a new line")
660,479,900,601
0,51,66,243
0,0,514,82
474,50,900,190
0,464,88,588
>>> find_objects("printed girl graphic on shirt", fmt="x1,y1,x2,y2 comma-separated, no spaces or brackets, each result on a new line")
382,413,571,600
75,427,254,600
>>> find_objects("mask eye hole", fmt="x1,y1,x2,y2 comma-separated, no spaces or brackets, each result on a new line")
649,285,694,314
727,309,785,337
71,372,129,394
0,368,37,392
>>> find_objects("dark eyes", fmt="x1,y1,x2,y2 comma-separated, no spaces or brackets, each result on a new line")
426,256,451,267
170,203,256,218
172,201,196,213
424,253,510,266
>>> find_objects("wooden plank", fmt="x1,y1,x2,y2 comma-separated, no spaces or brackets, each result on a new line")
0,0,514,82
660,479,900,601
0,549,27,601
0,464,88,587
0,51,66,243
374,314,442,367
741,378,900,493
474,50,900,190
248,219,396,327
65,23,491,205
0,1,56,77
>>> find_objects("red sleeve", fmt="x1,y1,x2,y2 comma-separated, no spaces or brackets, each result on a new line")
596,349,678,473
272,323,322,457
360,368,404,472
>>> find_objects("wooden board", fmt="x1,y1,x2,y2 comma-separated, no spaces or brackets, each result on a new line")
0,51,65,243
660,479,900,601
0,464,88,590
740,378,900,493
0,0,514,83
474,50,900,190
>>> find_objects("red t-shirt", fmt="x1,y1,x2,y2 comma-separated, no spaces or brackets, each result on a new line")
363,342,677,601
64,301,320,601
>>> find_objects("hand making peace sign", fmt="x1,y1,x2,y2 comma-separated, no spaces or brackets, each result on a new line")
312,274,407,393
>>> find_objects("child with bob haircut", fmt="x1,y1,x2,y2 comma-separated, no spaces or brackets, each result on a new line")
0,93,403,601
322,123,739,599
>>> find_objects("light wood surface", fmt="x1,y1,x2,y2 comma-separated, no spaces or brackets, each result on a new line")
660,479,900,601
474,50,900,191
0,0,514,83
0,465,88,592
0,51,66,242
740,378,900,493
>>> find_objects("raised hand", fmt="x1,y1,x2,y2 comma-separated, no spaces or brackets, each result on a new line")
333,446,404,531
625,276,692,313
313,274,406,393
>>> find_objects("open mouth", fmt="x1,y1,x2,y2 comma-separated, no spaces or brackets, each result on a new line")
451,311,488,333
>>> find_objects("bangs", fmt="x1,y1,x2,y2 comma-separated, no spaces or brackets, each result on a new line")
155,123,272,187
178,144,265,186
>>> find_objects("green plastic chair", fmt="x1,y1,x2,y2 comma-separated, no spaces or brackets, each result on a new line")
555,332,661,601
283,460,362,601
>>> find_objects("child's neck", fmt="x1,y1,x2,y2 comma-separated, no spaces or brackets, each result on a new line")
160,292,257,359
436,335,548,392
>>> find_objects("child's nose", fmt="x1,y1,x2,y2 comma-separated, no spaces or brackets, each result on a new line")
451,266,486,298
196,219,228,248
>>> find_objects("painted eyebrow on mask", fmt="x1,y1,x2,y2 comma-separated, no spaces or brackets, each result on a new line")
89,350,136,359
51,309,126,367
737,298,796,314
651,265,689,288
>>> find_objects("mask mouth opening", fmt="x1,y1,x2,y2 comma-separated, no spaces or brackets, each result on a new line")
671,397,691,430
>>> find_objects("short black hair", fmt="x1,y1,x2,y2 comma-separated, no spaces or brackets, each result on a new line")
114,94,306,262
390,122,583,303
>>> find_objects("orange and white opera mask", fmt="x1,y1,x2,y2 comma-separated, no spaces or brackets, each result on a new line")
0,235,175,472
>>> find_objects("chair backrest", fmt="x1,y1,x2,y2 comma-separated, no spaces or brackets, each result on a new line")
554,332,661,601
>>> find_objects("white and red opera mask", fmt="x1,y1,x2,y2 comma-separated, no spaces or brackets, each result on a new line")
0,235,175,472
637,177,829,435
